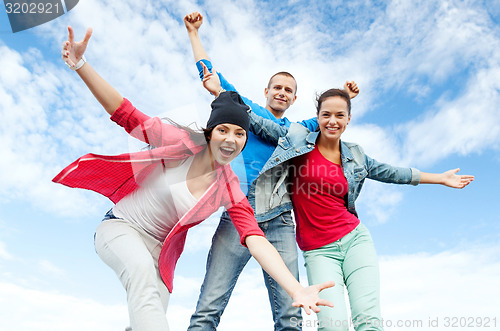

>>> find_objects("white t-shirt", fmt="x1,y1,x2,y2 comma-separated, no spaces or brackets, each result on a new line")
113,156,198,242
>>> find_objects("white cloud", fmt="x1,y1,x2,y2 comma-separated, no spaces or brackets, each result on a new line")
402,66,500,166
349,0,500,168
379,244,500,330
0,43,120,217
0,282,128,331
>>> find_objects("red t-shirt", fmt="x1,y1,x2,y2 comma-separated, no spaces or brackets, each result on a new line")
291,145,360,251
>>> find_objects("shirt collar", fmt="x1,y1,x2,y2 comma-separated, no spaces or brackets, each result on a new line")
306,131,320,145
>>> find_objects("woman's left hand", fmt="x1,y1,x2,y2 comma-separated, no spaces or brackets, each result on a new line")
291,281,335,315
201,62,223,96
62,25,92,68
441,168,474,188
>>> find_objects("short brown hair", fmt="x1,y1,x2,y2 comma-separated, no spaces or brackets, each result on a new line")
267,72,297,93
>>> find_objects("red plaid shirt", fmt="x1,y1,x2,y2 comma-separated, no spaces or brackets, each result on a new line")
53,98,264,292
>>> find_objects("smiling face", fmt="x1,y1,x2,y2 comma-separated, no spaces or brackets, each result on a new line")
208,123,247,166
317,96,351,142
264,74,297,117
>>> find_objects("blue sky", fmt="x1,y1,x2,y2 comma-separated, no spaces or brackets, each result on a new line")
0,0,499,330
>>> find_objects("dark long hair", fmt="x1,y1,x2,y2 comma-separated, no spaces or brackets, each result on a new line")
164,117,210,145
145,118,209,150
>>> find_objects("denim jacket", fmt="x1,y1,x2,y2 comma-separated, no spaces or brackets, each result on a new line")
248,110,421,218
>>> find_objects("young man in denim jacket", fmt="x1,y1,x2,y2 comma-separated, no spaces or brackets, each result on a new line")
184,12,358,330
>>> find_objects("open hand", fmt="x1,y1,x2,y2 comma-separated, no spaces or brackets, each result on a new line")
441,168,474,188
184,12,203,33
291,281,335,315
62,26,92,68
344,81,359,99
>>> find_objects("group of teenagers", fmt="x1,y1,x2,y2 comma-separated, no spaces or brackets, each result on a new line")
54,12,474,331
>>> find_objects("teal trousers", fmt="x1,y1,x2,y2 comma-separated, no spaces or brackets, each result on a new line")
303,223,383,331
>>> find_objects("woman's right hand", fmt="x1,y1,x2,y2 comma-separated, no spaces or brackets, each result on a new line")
62,26,92,69
291,281,335,314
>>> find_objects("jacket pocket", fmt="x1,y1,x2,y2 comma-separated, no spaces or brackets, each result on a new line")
352,167,367,182
277,136,292,150
280,212,294,226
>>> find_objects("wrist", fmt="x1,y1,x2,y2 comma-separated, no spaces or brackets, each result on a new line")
290,283,304,300
440,173,448,185
215,87,226,98
187,29,199,37
66,55,86,71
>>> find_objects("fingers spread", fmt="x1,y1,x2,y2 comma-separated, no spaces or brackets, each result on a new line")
311,304,321,313
318,280,335,291
317,298,334,308
292,301,314,315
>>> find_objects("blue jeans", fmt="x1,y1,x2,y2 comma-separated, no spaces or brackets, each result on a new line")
188,210,301,330
303,223,382,331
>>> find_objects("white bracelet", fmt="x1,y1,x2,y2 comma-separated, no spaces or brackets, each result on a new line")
66,55,86,71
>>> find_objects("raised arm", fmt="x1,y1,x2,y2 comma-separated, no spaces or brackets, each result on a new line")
61,26,193,149
248,110,289,145
420,169,474,188
62,26,123,115
184,12,229,96
184,12,210,62
183,12,241,96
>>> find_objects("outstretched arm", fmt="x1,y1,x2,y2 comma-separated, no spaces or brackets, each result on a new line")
420,168,474,188
62,26,123,115
246,235,334,314
184,12,210,63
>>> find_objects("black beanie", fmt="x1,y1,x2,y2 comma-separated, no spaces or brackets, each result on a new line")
206,91,250,133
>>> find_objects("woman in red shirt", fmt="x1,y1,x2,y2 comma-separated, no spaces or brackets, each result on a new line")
55,26,334,331
285,89,473,330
